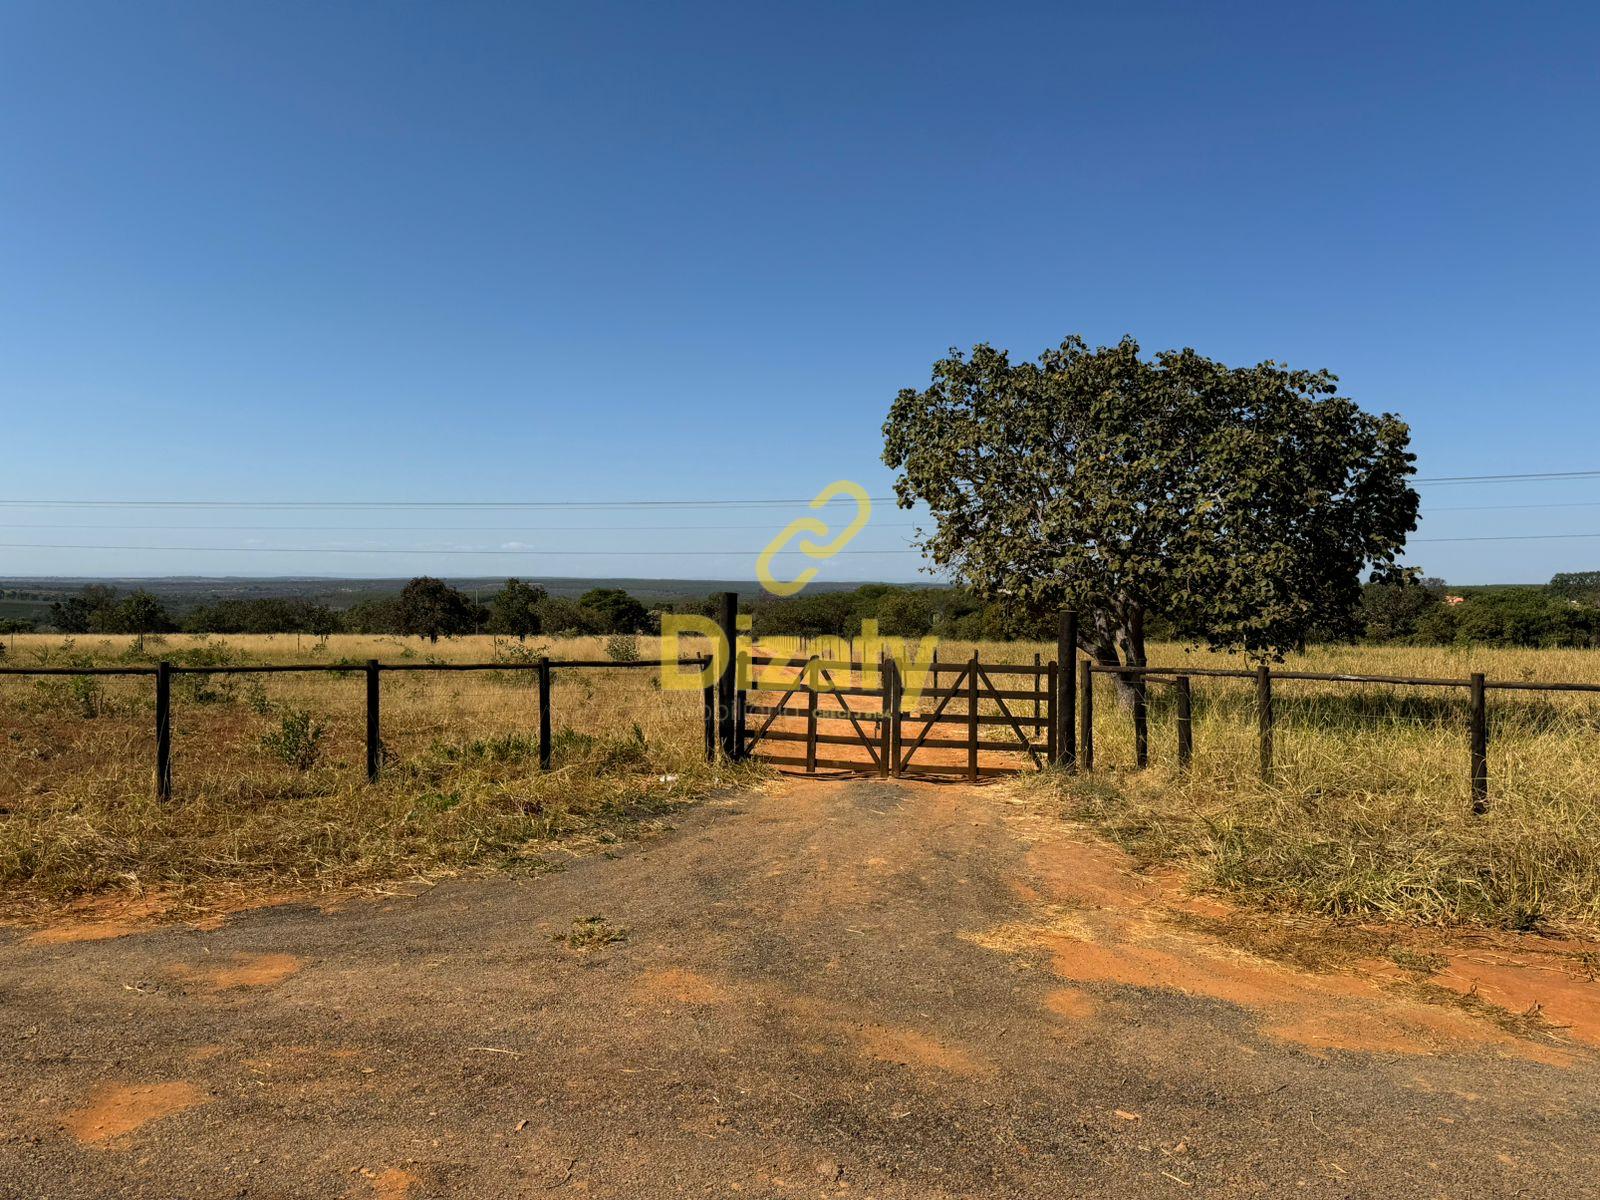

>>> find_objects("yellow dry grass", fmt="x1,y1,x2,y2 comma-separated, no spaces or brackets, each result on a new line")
3,632,1599,932
976,639,1600,934
0,632,751,918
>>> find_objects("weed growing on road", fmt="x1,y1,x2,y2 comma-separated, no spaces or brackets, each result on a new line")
555,915,629,949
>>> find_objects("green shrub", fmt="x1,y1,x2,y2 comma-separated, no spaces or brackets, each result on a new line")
261,708,327,771
604,634,640,663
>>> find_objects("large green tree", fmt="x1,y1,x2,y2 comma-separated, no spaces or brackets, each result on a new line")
94,590,177,650
396,577,484,642
577,587,649,634
486,578,547,640
883,336,1419,688
49,584,119,633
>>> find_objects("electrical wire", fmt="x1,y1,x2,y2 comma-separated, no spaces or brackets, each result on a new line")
0,542,923,556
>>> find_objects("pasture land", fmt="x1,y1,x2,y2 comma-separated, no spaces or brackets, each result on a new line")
2,633,1599,933
1041,641,1600,934
0,632,751,919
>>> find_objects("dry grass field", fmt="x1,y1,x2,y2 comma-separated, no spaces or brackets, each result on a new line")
3,632,1599,935
1017,641,1600,936
0,632,752,920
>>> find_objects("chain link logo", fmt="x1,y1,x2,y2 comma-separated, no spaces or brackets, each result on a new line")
755,480,872,596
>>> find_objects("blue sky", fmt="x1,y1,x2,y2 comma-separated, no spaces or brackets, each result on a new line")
3,0,1597,585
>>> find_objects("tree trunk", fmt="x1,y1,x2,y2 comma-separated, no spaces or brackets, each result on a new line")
1077,601,1147,709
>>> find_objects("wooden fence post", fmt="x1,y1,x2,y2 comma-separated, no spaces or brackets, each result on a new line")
879,653,892,778
1045,661,1058,764
1257,664,1273,782
154,661,172,801
967,653,980,781
1175,676,1193,772
365,659,381,782
702,656,715,762
1033,651,1042,728
888,655,903,778
1470,672,1488,813
805,658,819,774
537,656,552,771
1133,676,1149,769
733,639,748,762
717,592,737,759
1079,660,1094,772
1056,611,1077,767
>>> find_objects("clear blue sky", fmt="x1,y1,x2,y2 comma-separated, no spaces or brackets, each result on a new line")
3,0,1597,585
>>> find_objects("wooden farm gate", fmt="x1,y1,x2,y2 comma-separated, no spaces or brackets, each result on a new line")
741,652,1057,779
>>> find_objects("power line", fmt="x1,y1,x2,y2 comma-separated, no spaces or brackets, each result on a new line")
1,467,1597,510
9,501,1600,529
8,529,1600,553
0,522,922,533
1411,532,1600,544
0,542,924,556
1423,501,1600,513
0,498,902,511
1413,470,1600,486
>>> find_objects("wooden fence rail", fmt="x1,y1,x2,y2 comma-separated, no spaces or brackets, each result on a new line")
0,655,712,800
1082,659,1597,806
8,596,1600,808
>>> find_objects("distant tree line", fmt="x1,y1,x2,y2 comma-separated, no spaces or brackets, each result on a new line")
41,579,654,641
1356,575,1600,648
343,579,650,641
26,571,1600,650
49,585,180,642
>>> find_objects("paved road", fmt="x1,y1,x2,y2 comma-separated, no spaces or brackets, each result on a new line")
3,778,1597,1198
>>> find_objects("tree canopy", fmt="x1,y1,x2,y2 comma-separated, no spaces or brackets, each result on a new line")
883,335,1420,671
486,578,548,640
396,577,484,641
49,585,120,633
577,587,649,634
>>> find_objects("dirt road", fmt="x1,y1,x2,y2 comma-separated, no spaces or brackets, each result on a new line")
4,778,1599,1198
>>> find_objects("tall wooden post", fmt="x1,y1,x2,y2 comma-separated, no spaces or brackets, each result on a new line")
1470,672,1488,813
967,653,980,781
1175,676,1193,772
702,656,716,762
1045,661,1058,763
1132,676,1149,769
1257,664,1274,782
878,653,892,778
1033,652,1042,728
537,656,552,771
888,656,903,778
805,658,819,774
733,638,748,762
365,659,381,782
717,591,738,760
1056,611,1077,767
1078,660,1094,772
154,661,172,801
